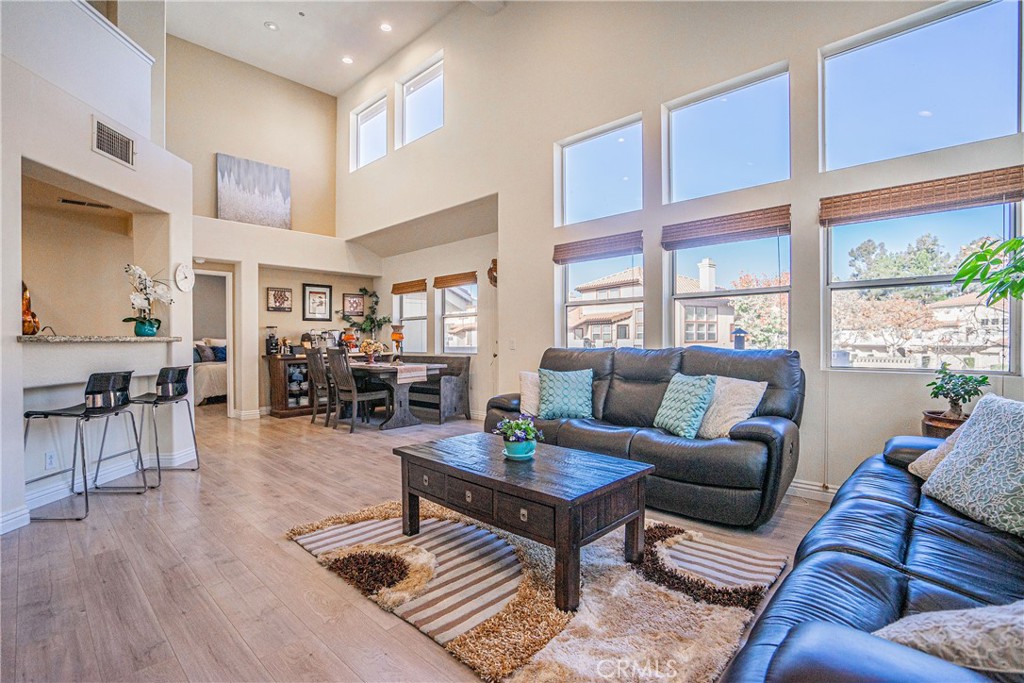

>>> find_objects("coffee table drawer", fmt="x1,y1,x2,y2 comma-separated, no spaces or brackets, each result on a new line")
495,493,554,542
446,477,493,516
408,462,445,498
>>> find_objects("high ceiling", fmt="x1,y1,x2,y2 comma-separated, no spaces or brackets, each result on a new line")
166,1,460,95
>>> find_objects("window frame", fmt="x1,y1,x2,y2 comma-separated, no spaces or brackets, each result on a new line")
349,93,388,171
561,254,645,349
824,202,1021,375
818,0,1024,173
440,283,478,354
396,52,444,149
395,291,428,354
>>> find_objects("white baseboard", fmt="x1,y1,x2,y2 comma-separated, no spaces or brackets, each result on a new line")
1,506,31,535
786,478,835,503
25,447,197,511
236,409,263,421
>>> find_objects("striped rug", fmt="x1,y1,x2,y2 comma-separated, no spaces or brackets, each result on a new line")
293,517,522,645
661,533,787,589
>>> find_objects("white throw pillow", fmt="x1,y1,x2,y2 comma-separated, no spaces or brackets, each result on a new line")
873,600,1024,675
204,337,228,347
908,426,962,480
519,371,540,417
696,376,768,439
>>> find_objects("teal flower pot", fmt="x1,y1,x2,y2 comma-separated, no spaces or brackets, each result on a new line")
503,439,536,460
134,319,159,337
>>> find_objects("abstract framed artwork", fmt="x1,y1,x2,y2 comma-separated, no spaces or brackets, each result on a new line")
267,287,292,312
303,283,333,322
216,153,292,229
342,293,365,317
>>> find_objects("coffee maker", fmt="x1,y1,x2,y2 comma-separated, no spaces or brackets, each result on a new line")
265,326,280,355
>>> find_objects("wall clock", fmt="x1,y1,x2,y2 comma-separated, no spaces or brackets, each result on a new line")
174,263,196,292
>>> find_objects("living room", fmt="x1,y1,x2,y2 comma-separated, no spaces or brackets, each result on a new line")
2,1,1022,682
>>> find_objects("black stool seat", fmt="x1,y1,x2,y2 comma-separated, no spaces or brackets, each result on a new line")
130,392,186,404
24,403,131,419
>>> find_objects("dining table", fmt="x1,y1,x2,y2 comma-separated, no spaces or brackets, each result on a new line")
348,361,447,430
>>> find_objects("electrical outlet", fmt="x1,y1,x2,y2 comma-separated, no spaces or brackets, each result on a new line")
508,337,516,351
44,451,57,471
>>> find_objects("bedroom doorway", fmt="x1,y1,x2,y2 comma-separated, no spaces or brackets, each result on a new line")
193,267,235,419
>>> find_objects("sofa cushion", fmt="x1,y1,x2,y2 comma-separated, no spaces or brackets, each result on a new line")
602,347,683,427
540,347,614,420
538,368,593,420
630,428,767,488
681,346,803,423
652,373,716,438
645,476,764,527
795,497,914,567
557,419,639,458
831,454,921,511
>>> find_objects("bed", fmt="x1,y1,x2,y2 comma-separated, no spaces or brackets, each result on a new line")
193,338,229,404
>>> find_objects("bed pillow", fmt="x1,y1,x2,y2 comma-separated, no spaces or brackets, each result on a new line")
204,337,228,348
538,368,593,420
211,346,228,362
922,394,1024,537
653,374,717,439
909,426,963,480
519,371,540,417
873,600,1024,676
195,344,216,363
696,376,768,439
192,347,201,363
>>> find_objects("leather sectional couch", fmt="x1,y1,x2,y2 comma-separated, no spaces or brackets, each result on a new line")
721,436,1024,683
484,346,805,528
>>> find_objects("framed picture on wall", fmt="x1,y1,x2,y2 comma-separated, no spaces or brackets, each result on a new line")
303,283,333,321
266,287,292,312
342,292,365,317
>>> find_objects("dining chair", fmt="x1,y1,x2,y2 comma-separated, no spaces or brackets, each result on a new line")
305,350,334,427
326,347,392,433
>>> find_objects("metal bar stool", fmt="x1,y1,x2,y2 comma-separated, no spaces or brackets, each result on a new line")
119,366,200,489
24,370,147,521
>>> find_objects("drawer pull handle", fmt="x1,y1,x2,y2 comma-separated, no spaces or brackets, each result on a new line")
465,490,473,503
422,474,429,487
520,508,528,522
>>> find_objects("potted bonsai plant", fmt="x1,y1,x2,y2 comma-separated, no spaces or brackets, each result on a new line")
493,415,544,461
922,363,989,437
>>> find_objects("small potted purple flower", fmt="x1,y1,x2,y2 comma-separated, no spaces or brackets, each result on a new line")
492,415,544,461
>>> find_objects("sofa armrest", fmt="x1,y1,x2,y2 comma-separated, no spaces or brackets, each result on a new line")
729,416,799,528
486,393,521,413
766,623,988,683
883,436,945,469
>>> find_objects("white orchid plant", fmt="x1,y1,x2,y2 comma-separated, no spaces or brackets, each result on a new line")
122,264,174,329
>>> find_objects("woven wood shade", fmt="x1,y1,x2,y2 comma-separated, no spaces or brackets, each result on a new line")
391,279,427,295
552,230,643,265
661,206,791,251
433,271,478,289
820,166,1024,227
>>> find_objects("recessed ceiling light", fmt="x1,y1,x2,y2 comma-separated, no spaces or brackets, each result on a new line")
918,110,934,117
264,21,278,30
380,23,392,32
342,56,354,65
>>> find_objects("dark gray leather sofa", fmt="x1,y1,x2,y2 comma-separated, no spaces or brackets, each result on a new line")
484,346,805,528
487,348,806,528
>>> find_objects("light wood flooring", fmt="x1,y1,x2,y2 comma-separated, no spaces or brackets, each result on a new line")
1,405,828,682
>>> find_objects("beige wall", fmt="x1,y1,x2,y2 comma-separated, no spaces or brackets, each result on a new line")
166,35,337,235
257,266,374,407
335,1,1024,497
192,273,226,340
374,233,499,417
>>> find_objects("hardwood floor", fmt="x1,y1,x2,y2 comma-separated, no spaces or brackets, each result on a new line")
1,405,828,682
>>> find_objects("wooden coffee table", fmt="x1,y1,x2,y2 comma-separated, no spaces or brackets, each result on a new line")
394,432,654,611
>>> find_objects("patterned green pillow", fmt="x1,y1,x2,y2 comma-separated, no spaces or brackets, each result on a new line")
653,374,717,439
922,394,1024,537
538,368,593,420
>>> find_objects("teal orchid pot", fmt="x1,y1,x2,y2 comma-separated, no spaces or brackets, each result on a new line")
504,439,536,457
133,319,160,337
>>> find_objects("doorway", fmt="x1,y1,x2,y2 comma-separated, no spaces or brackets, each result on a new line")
192,268,235,419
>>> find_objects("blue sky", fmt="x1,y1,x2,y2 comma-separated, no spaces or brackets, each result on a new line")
825,0,1019,170
564,121,643,225
405,72,444,143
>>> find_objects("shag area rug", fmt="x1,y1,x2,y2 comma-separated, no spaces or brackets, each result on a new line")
287,501,786,682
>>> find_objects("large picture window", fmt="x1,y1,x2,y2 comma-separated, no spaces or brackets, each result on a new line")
823,1,1021,170
828,204,1017,372
560,118,642,225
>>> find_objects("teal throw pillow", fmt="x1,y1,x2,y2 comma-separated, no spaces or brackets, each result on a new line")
538,368,593,420
654,374,717,439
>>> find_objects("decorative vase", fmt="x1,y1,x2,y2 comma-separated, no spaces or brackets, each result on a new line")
134,319,159,337
921,410,966,439
365,352,377,364
503,439,536,460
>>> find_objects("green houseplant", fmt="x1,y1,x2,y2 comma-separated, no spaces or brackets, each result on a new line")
492,416,544,460
338,287,391,339
952,237,1024,305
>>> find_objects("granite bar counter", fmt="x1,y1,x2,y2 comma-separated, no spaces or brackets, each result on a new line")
17,335,182,343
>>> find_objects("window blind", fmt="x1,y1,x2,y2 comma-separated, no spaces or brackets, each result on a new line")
391,279,427,295
552,230,643,265
433,271,477,289
819,166,1024,227
661,205,791,251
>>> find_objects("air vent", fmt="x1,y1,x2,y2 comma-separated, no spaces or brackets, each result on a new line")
92,118,136,169
59,198,113,210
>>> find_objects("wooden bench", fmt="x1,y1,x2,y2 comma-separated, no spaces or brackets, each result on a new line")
404,355,471,423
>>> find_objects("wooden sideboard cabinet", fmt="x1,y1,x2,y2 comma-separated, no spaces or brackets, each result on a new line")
266,355,313,418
